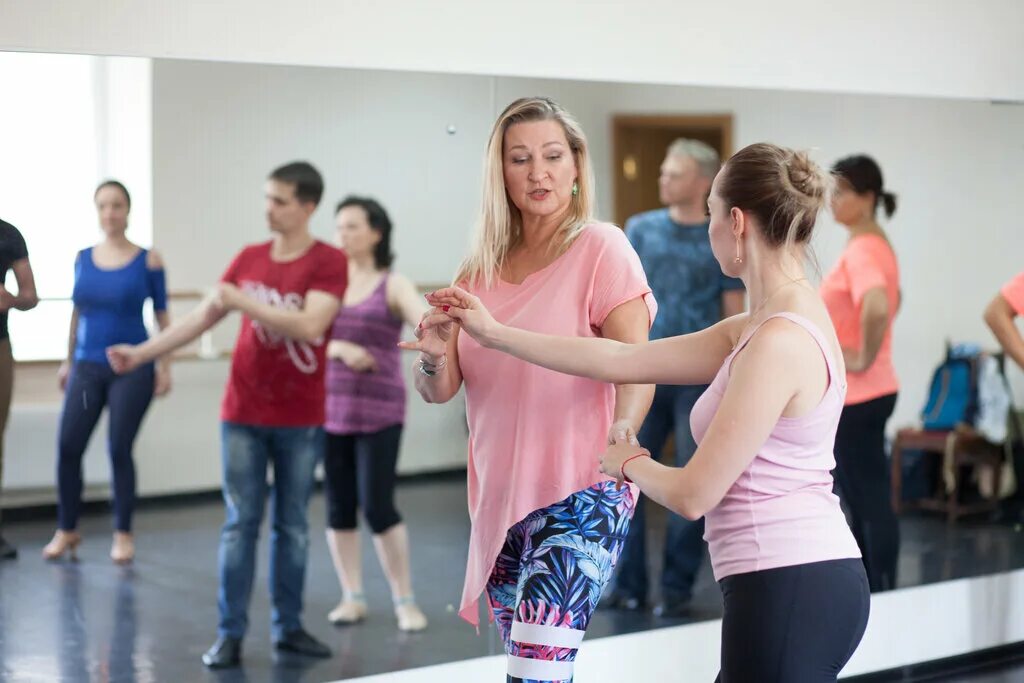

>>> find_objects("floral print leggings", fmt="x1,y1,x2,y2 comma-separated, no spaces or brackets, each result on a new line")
485,481,635,683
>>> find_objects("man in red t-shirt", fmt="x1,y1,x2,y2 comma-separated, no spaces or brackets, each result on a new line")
108,162,347,668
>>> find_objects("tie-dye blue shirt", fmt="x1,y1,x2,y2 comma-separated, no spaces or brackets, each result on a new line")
625,209,744,341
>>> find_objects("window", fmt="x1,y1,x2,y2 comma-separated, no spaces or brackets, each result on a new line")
0,53,152,361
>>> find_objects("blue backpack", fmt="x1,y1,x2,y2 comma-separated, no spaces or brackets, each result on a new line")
921,343,980,431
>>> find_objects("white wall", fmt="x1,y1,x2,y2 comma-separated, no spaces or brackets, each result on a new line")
0,1,1022,102
150,61,495,294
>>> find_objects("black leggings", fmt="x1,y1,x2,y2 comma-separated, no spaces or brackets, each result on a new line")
833,393,900,591
717,559,870,683
324,425,403,534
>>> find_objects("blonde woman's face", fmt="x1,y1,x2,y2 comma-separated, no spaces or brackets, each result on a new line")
502,120,578,221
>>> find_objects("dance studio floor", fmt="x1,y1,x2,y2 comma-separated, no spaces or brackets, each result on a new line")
1,473,1023,682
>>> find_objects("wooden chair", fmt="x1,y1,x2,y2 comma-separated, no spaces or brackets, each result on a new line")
890,424,1005,522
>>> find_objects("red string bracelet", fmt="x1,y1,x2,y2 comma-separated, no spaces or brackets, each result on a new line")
620,452,650,484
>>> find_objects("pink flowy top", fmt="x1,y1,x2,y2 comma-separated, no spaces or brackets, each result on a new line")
690,312,861,581
455,222,656,626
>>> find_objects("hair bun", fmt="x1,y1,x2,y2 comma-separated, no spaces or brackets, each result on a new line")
785,150,830,203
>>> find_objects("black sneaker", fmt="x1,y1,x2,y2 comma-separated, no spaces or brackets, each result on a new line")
600,589,647,611
0,536,17,560
273,629,332,658
201,636,242,669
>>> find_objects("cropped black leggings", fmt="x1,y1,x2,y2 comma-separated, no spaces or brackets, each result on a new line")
323,425,403,534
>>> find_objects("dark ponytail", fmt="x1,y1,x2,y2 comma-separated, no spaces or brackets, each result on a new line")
879,191,897,219
832,155,897,219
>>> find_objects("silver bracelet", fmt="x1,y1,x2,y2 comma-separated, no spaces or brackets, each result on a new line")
417,355,447,377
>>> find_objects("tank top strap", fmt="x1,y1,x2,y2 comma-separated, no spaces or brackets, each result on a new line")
371,273,389,303
731,312,843,390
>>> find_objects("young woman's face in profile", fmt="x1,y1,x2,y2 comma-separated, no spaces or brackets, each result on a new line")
706,173,740,278
830,178,872,227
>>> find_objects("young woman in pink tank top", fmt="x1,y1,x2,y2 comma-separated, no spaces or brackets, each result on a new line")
426,143,870,682
323,197,429,632
402,98,655,683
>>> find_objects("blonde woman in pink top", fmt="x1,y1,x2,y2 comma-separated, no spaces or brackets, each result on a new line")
820,154,901,593
426,143,869,682
402,97,656,683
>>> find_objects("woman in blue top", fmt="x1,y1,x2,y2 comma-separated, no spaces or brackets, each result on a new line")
43,180,171,564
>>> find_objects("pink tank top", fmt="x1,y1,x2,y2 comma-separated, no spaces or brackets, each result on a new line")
324,276,406,435
690,312,861,581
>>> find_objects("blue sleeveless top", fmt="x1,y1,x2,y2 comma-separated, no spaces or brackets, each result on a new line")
71,247,168,364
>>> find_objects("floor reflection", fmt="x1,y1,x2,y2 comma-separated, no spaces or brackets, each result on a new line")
0,475,1021,681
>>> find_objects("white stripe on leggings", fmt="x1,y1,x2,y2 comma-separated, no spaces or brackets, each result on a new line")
510,621,586,649
507,655,575,681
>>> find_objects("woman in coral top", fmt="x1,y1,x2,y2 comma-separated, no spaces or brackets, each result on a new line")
820,154,901,593
425,143,869,682
403,97,656,683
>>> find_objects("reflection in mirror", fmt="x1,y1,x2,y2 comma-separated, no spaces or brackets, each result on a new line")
1,51,1023,682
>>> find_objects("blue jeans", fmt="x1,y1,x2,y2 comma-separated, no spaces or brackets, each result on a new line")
217,422,323,640
57,361,154,532
613,384,707,603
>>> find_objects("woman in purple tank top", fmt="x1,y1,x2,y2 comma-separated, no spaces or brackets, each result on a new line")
323,197,429,632
424,144,871,682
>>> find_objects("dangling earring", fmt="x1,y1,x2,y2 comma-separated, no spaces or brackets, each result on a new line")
734,238,743,264
571,181,579,197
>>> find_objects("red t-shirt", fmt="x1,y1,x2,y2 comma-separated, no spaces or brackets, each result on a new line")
220,240,347,426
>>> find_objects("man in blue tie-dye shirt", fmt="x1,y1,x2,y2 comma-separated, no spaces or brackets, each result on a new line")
606,139,745,617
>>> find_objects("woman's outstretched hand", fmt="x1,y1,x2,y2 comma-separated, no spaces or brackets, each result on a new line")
397,306,453,359
421,287,502,348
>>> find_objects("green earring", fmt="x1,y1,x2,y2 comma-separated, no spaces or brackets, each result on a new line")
571,182,579,197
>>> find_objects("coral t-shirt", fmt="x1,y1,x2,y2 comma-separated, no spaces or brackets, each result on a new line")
820,234,900,405
220,240,347,427
455,223,656,626
1001,272,1024,315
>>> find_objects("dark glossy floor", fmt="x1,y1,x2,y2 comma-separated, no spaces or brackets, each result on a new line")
1,474,1023,682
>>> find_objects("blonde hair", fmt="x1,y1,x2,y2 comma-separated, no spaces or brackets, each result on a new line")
455,97,596,288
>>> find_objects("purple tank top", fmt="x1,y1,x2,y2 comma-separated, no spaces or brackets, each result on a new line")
325,276,406,434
